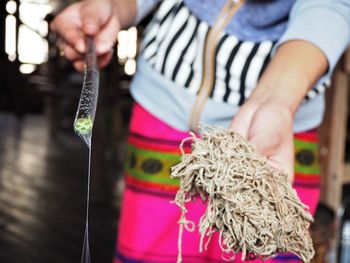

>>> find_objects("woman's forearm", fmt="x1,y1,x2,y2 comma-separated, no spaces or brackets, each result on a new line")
250,40,328,114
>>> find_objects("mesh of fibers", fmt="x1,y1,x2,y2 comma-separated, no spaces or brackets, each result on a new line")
171,126,314,263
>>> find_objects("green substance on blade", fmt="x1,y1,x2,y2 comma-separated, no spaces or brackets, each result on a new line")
74,117,93,134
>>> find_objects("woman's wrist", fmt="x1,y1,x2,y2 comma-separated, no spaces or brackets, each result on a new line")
249,80,306,116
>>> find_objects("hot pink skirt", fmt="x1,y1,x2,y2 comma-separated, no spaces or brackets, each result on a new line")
115,103,320,263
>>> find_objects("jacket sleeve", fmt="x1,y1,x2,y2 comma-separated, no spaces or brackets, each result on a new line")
134,0,161,24
276,0,350,75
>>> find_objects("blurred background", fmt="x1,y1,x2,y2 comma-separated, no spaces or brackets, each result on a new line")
0,0,140,262
1,1,350,263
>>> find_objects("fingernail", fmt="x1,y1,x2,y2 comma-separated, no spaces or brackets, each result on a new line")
97,42,113,54
84,23,98,35
75,40,85,53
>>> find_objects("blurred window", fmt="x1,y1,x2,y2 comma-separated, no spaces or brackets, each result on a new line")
5,0,52,74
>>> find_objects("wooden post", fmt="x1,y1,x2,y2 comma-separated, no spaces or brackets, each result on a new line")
344,48,350,74
319,71,349,212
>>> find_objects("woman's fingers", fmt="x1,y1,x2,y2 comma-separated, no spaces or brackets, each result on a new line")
57,36,115,67
267,135,295,182
50,3,85,52
80,0,113,36
51,1,118,69
98,50,114,68
72,50,114,72
56,27,85,53
73,60,84,72
230,101,258,140
60,42,83,61
230,98,295,182
95,15,120,55
81,1,120,55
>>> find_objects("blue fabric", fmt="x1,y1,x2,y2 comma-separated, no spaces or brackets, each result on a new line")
136,0,350,70
184,0,295,41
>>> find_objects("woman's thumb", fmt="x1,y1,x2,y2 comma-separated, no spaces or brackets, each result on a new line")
80,1,112,36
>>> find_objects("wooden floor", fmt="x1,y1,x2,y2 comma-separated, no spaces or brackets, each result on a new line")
0,112,124,263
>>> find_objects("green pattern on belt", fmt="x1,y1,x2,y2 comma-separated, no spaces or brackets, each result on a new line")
126,144,181,185
294,139,320,175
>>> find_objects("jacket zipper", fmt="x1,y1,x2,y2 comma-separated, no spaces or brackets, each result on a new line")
189,0,244,131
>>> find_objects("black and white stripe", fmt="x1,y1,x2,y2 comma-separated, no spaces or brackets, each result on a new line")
142,1,184,65
226,40,256,105
305,79,331,100
141,0,330,106
171,19,200,81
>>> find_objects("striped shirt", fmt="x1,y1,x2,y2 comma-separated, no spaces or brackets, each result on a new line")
131,0,350,132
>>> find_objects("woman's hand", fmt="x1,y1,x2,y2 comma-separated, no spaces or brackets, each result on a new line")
229,40,328,182
50,0,136,71
230,98,295,182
